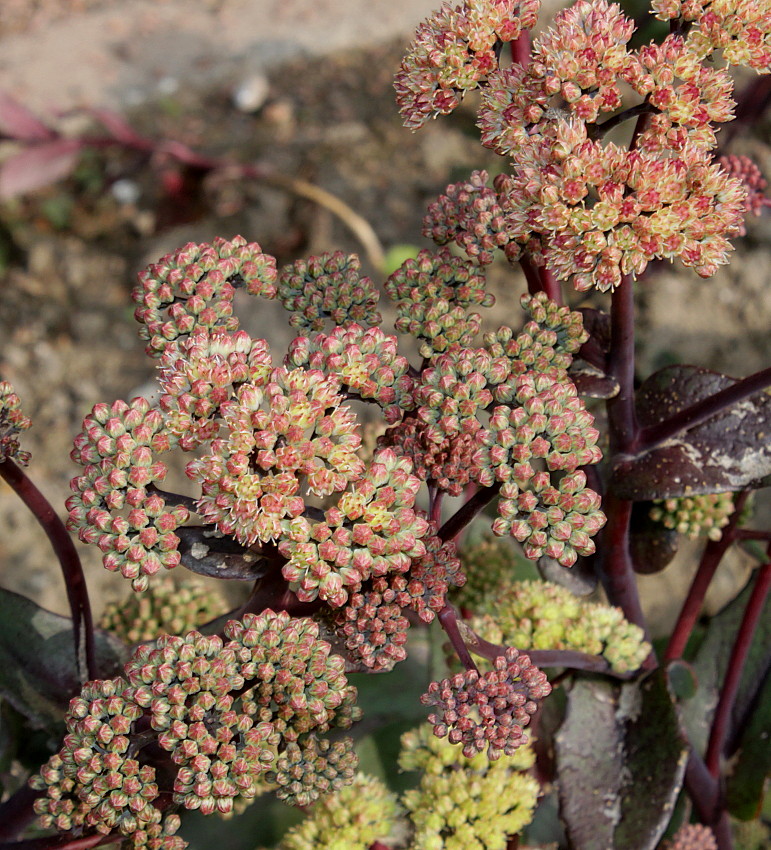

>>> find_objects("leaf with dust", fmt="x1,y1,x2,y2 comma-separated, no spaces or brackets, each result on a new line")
0,588,126,732
556,673,687,850
611,365,771,500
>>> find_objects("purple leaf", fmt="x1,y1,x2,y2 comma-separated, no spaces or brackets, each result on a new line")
0,588,126,731
0,138,83,199
0,91,55,141
176,525,271,580
556,673,688,850
611,365,771,500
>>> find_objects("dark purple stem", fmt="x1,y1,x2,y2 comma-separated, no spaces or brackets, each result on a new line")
664,491,749,662
0,459,96,680
438,483,501,543
684,750,721,827
437,605,478,673
537,265,562,304
463,628,640,679
704,561,771,777
633,366,771,454
518,254,544,296
600,274,651,640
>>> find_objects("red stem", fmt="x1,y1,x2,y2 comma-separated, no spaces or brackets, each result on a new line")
704,561,771,777
437,605,479,673
438,483,501,543
600,275,650,639
537,265,562,304
633,365,771,454
0,459,96,680
664,492,749,662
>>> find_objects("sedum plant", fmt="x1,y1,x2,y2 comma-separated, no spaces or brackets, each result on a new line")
0,1,769,850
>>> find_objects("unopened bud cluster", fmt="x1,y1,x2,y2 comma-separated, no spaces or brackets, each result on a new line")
422,647,551,759
661,823,718,850
650,492,735,541
31,611,359,845
0,380,32,465
277,251,381,332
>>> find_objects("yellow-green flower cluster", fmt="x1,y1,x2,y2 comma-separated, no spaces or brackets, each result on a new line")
133,235,278,359
270,772,401,850
98,577,227,644
277,252,381,332
0,380,32,465
398,723,540,850
649,492,735,541
470,580,651,674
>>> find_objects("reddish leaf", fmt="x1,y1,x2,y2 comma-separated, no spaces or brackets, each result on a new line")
86,107,148,147
611,365,771,500
629,502,679,575
0,91,55,141
0,139,82,199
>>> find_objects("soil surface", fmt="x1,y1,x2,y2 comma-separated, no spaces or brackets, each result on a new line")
0,3,768,651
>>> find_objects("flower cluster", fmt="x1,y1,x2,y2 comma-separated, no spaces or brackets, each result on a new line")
378,415,477,496
422,647,551,759
423,170,518,265
401,0,752,291
267,772,401,850
277,252,381,332
394,0,541,130
651,0,771,72
32,611,360,846
157,328,273,451
98,577,228,644
661,823,718,850
328,523,464,670
469,580,651,673
717,154,771,233
278,448,429,607
132,236,278,358
0,380,31,465
66,397,189,592
492,469,605,566
650,492,735,541
287,323,415,423
489,117,746,291
455,533,526,611
399,723,540,850
30,678,184,849
384,247,495,356
186,366,363,546
265,734,358,806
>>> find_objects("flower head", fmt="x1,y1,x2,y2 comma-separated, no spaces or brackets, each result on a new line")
385,247,494,356
278,252,381,332
395,0,541,129
186,367,363,546
0,380,32,465
421,647,551,759
133,236,277,359
66,397,188,591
